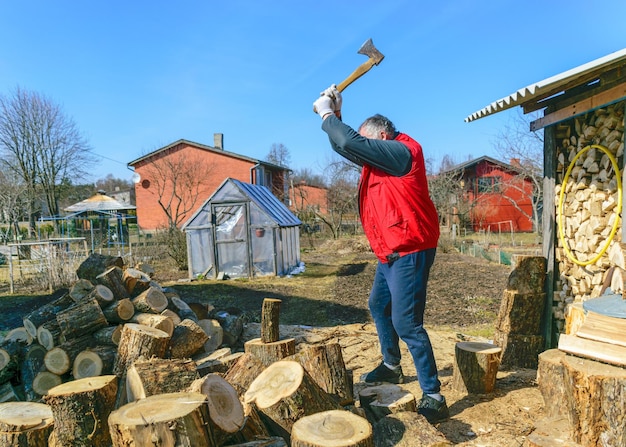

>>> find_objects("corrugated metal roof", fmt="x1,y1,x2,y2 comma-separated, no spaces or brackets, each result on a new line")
231,179,302,227
465,48,626,123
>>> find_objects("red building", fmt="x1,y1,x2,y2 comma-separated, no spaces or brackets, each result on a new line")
446,156,535,232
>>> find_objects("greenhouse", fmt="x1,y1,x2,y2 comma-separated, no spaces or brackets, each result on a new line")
182,178,302,279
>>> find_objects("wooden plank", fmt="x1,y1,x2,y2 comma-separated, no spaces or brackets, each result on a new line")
530,82,626,131
558,333,626,367
575,311,626,348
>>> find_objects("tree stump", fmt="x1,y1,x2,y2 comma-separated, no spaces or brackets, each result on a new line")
22,293,74,338
536,349,569,420
0,402,54,447
169,318,209,358
126,357,198,401
131,286,168,313
188,373,245,445
244,337,296,366
56,297,108,339
452,341,502,394
358,384,416,424
289,342,354,406
114,323,170,377
102,298,135,323
261,298,282,343
129,312,174,336
44,375,118,447
372,411,452,447
223,352,266,396
291,409,373,447
244,360,340,441
109,392,215,446
96,266,130,300
72,345,117,379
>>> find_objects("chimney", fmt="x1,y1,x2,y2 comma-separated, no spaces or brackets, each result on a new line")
214,133,224,150
510,158,521,168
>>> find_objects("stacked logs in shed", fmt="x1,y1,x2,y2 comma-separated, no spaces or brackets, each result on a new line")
0,253,448,447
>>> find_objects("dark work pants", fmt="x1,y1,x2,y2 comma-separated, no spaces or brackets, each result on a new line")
368,248,441,394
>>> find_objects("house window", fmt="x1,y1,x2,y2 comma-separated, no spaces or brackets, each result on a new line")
476,176,501,193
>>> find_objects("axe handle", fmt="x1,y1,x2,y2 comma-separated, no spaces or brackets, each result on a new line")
336,58,377,93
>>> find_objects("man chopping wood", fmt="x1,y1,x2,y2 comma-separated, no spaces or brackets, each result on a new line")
312,85,449,424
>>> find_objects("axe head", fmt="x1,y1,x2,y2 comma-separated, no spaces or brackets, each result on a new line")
358,38,384,65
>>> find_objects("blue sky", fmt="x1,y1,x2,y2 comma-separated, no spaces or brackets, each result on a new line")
1,0,626,184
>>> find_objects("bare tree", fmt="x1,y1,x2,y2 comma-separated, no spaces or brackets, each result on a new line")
0,87,94,235
95,174,132,194
265,143,291,167
0,166,27,242
493,110,544,233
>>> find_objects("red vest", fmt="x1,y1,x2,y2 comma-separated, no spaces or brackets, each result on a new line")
359,133,440,262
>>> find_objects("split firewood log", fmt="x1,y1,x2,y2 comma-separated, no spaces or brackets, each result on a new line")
69,278,94,302
288,342,354,406
197,319,224,352
197,352,244,377
3,328,32,345
244,337,295,366
96,266,130,299
20,344,46,401
291,410,373,447
23,293,74,338
102,298,135,323
161,309,182,325
213,311,245,347
109,392,215,446
126,357,198,402
0,402,54,447
72,345,117,379
114,323,170,377
129,312,174,336
135,262,155,278
188,373,245,445
358,384,416,424
131,286,168,313
261,298,282,343
44,375,118,447
93,325,122,346
44,335,98,375
56,297,108,340
223,352,266,397
452,341,502,394
168,319,209,359
243,360,341,441
36,320,63,350
122,268,151,297
168,294,199,322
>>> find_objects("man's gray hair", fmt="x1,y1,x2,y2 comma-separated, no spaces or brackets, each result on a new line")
359,114,397,136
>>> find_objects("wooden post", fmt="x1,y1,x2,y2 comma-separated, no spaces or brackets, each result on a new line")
452,341,502,394
261,298,282,343
0,402,54,447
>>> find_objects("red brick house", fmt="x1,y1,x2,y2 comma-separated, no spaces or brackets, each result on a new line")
289,182,328,216
446,155,535,232
128,135,290,231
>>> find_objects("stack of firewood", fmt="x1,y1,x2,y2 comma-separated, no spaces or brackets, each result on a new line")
0,253,449,446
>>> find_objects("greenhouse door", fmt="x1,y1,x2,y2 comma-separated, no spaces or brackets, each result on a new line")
213,203,250,278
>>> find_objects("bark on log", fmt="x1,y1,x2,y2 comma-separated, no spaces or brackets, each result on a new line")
161,309,182,326
0,382,20,403
44,375,117,447
197,319,224,352
96,266,130,300
291,409,374,447
69,278,94,302
358,384,416,424
114,323,170,377
72,345,117,379
214,311,245,347
123,268,151,297
197,352,244,376
289,342,354,406
129,312,174,336
93,325,122,346
506,256,546,294
84,283,115,307
36,320,63,350
536,349,569,420
0,402,54,447
169,318,209,359
244,360,341,442
109,392,215,447
261,298,282,343
31,371,62,397
103,298,135,323
225,437,286,447
188,373,245,445
494,330,544,369
372,411,452,447
244,337,296,366
168,295,199,322
20,344,46,401
223,352,266,397
44,335,97,375
452,342,502,394
126,357,198,401
56,297,108,340
22,293,74,338
131,286,168,313
76,252,124,283
495,290,545,334
0,342,21,386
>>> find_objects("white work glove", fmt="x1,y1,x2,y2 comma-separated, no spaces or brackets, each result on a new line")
321,84,342,114
312,94,335,118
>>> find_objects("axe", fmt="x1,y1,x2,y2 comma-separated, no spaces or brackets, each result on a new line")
314,38,384,112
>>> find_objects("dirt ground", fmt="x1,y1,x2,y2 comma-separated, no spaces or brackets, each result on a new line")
0,237,544,446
